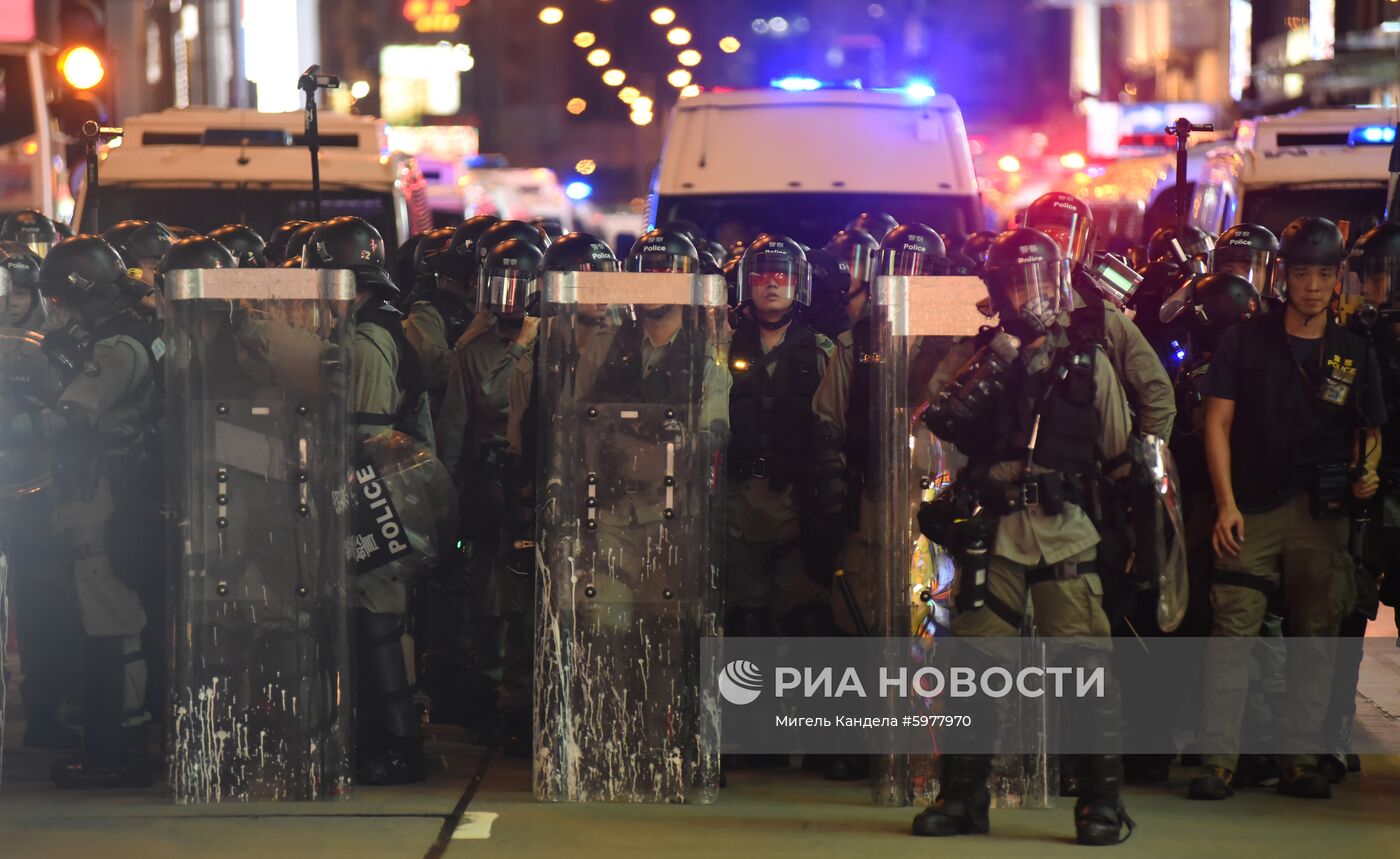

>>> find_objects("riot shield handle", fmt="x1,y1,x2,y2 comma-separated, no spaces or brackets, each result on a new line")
297,66,340,219
1165,117,1214,235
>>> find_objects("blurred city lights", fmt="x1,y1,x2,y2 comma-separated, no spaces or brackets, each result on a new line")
566,97,587,115
633,96,654,112
719,36,741,53
587,48,611,66
678,49,701,67
868,4,885,18
680,84,701,98
350,79,371,99
602,68,626,86
1059,152,1087,170
575,159,597,175
539,7,564,25
751,19,770,35
769,17,789,34
565,180,594,200
650,7,676,26
573,32,596,48
618,86,641,104
997,155,1022,173
630,111,655,126
668,69,693,87
667,27,692,45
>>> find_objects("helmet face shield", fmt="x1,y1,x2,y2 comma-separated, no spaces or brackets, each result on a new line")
20,238,53,260
1024,208,1093,267
882,249,949,277
480,270,539,315
840,242,876,285
1209,246,1277,299
737,256,812,306
1342,256,1400,324
624,252,695,274
985,258,1071,326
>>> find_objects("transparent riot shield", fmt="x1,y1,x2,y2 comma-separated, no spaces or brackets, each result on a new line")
534,271,727,803
870,275,1054,809
164,268,354,803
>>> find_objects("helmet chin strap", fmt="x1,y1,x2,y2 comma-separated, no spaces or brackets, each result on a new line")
755,308,795,330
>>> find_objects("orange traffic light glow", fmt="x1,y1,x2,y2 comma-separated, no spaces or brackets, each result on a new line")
60,46,105,90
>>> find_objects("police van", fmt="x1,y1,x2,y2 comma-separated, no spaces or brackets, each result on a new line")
73,107,432,248
650,85,983,247
1190,106,1396,240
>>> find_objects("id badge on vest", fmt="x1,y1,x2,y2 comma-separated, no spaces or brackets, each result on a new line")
1320,354,1357,407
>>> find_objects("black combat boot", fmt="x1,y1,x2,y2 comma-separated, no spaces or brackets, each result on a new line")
911,755,992,837
54,637,147,789
1070,648,1134,846
357,612,426,785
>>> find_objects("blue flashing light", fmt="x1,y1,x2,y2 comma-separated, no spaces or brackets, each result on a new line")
904,78,936,101
772,76,823,92
565,180,593,201
1350,125,1397,146
1169,339,1186,364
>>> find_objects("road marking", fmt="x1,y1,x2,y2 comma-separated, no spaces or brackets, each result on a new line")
451,811,498,840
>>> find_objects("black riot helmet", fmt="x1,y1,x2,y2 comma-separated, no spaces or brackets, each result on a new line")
543,232,618,273
423,215,499,289
413,226,457,284
306,216,387,270
167,226,200,240
960,231,1000,269
38,235,138,325
266,219,311,265
879,223,947,277
1,209,59,259
160,236,237,277
625,227,699,273
664,219,707,251
475,219,550,271
394,232,426,293
480,238,545,316
981,228,1072,342
801,247,855,338
1191,273,1261,333
737,234,812,306
1023,192,1095,267
208,224,268,268
825,227,880,287
104,219,176,270
0,242,46,328
285,221,321,264
846,211,899,242
1209,223,1279,299
531,217,566,240
1278,216,1346,266
1147,225,1213,263
1342,222,1400,326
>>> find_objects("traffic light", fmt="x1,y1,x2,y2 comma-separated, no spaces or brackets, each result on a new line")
52,0,109,133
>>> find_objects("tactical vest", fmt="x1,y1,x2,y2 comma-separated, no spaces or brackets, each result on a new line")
90,311,166,414
1229,310,1368,513
1069,275,1109,349
586,319,697,405
843,321,877,481
355,302,431,442
957,338,1100,477
727,319,822,488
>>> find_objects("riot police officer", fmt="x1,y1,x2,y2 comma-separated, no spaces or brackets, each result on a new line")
726,235,834,644
1191,216,1385,801
823,227,880,330
282,221,321,270
405,225,475,416
1208,223,1279,302
306,215,434,784
2,209,60,259
912,228,1135,845
846,211,899,242
433,220,548,739
960,231,1000,272
208,223,269,269
39,236,164,788
1023,193,1176,440
1,244,84,750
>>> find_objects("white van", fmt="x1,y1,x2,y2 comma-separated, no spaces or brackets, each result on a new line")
74,107,433,248
1190,106,1396,239
650,86,982,247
